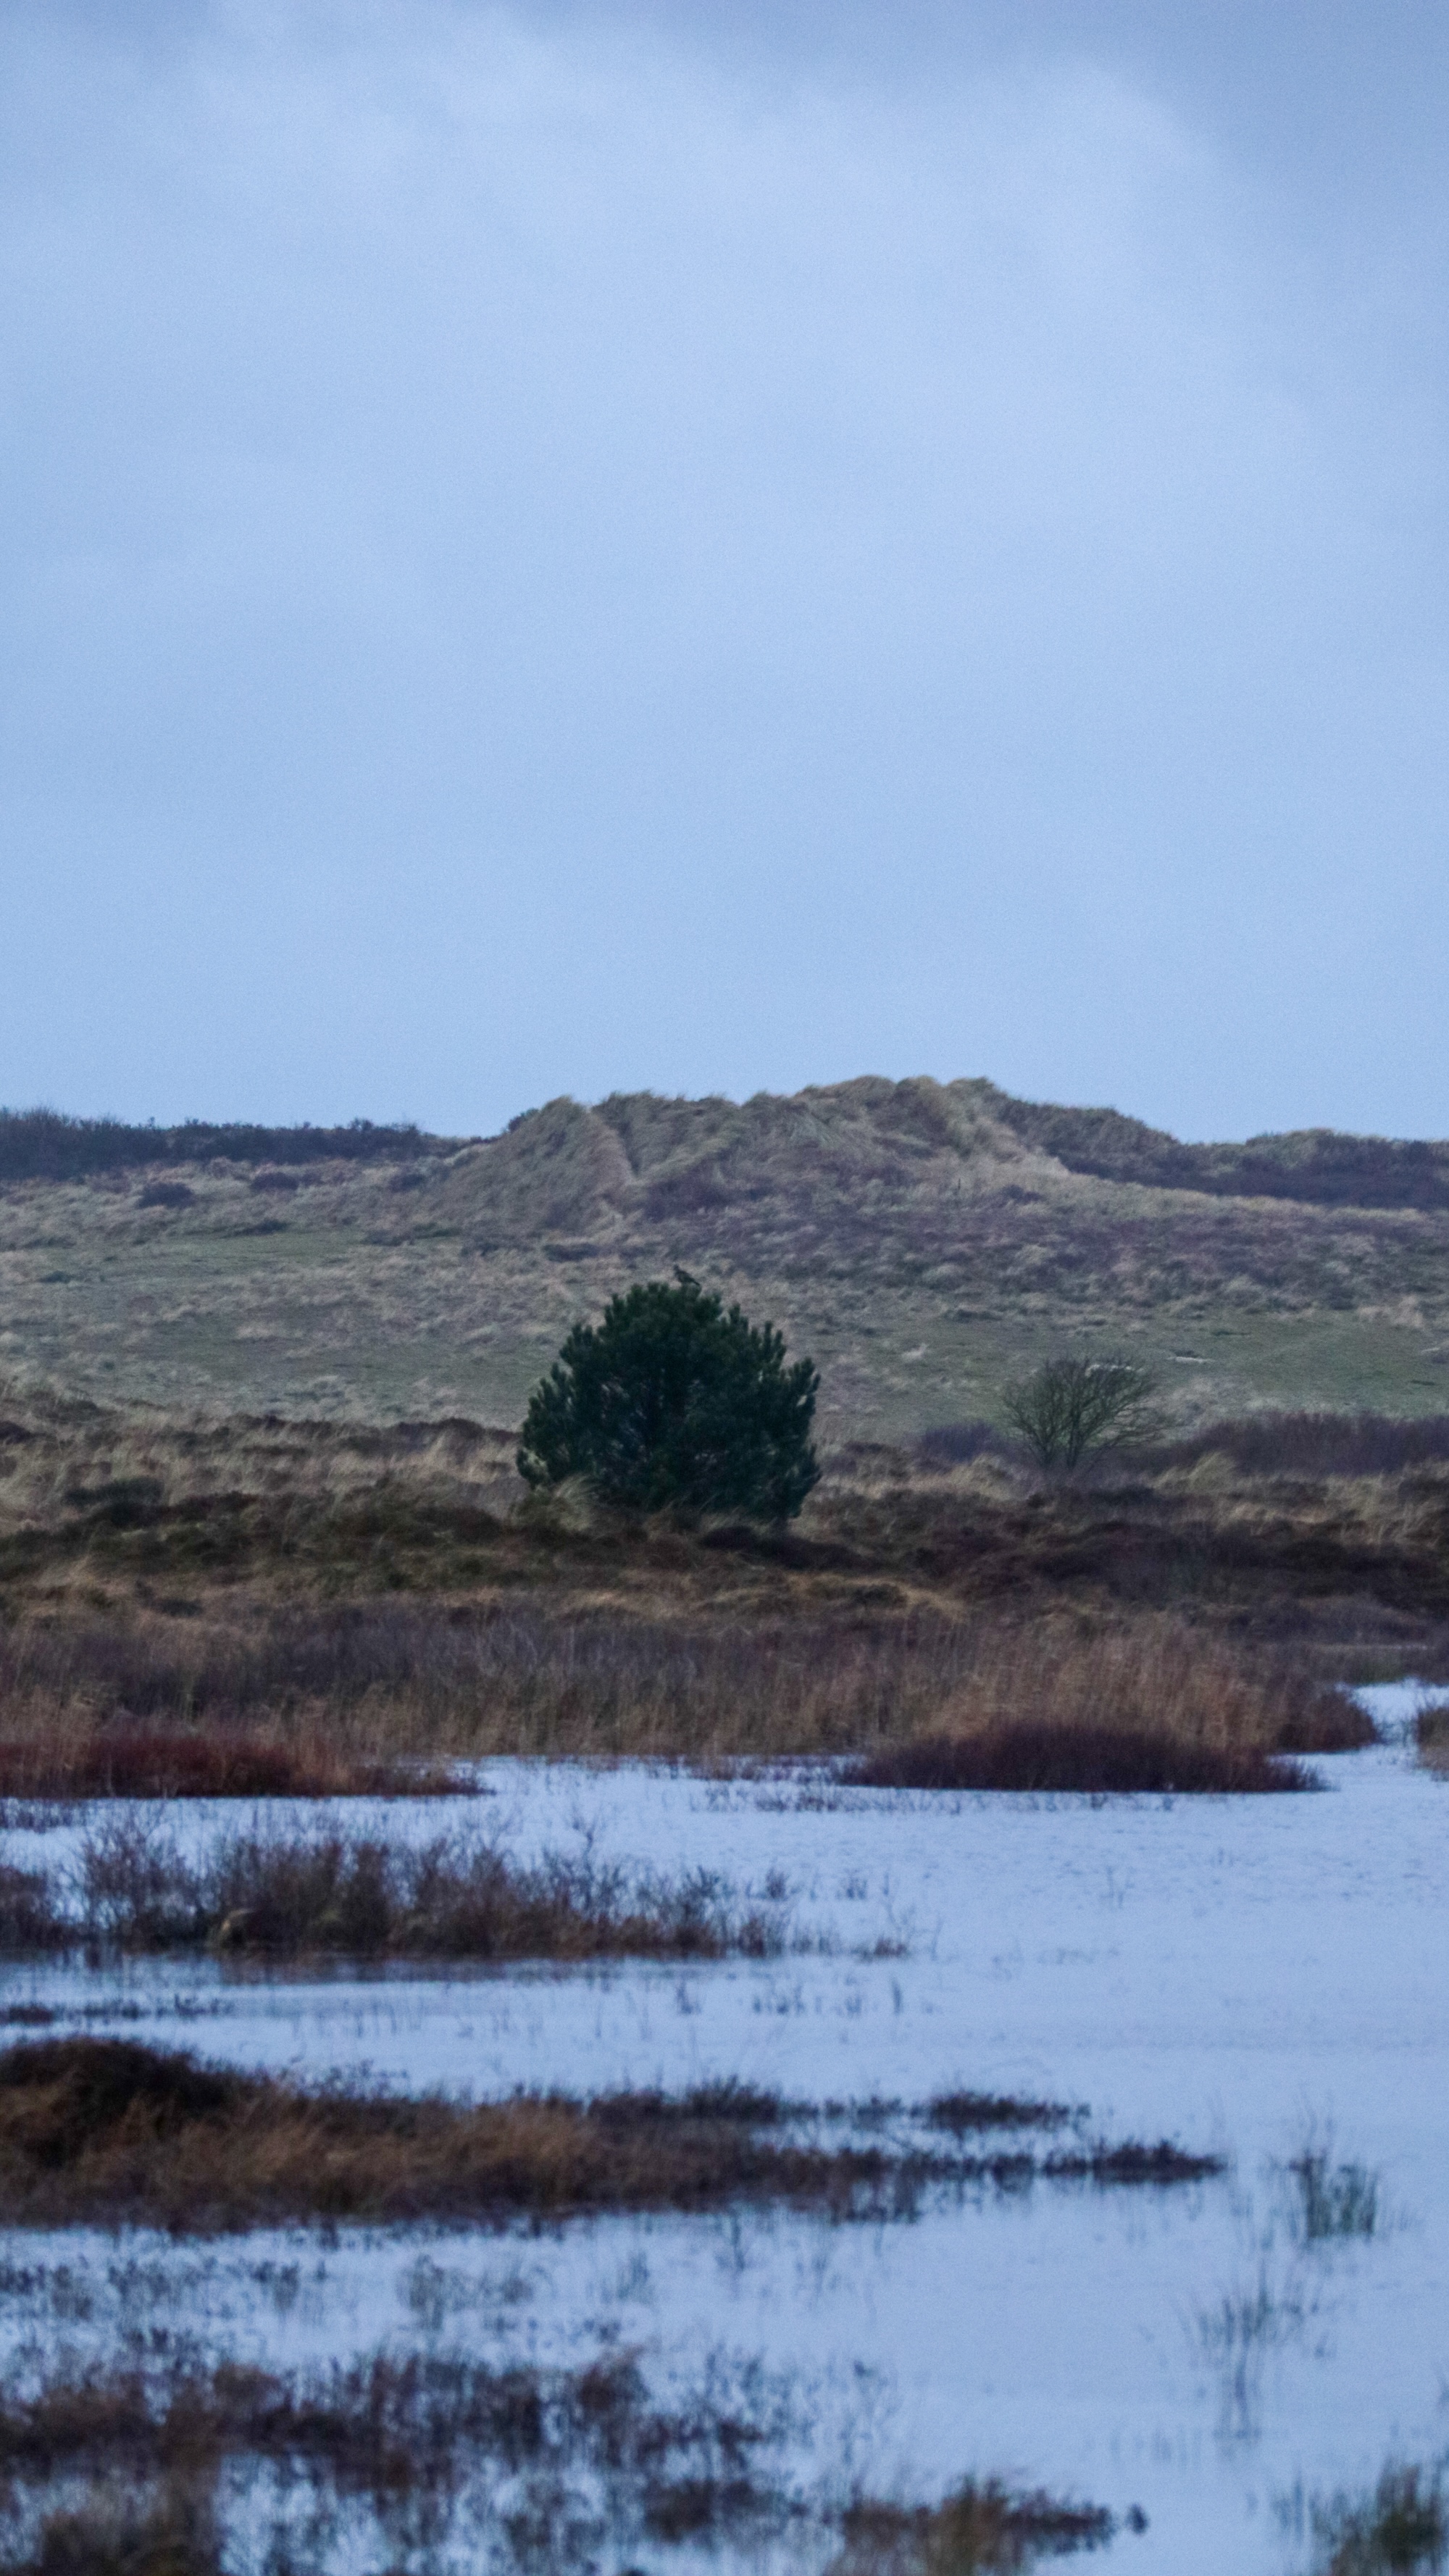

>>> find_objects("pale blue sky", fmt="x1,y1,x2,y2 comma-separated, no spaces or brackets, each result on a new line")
3,1,1447,1141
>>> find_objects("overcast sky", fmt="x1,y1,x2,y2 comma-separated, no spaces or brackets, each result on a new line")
3,1,1447,1142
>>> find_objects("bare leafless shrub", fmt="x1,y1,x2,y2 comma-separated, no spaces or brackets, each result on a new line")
1003,1358,1158,1471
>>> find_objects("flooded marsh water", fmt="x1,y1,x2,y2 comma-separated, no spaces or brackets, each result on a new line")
0,1688,1445,2571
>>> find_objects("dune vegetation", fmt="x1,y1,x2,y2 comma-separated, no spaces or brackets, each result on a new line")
0,1364,1441,1793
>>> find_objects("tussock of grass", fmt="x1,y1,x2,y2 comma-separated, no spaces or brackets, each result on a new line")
830,2480,1116,2572
1414,1703,1449,1774
0,2040,1224,2233
35,1822,780,1963
849,1722,1316,1796
1291,2148,1380,2241
926,2089,1074,2134
0,2040,911,2230
1308,2461,1448,2575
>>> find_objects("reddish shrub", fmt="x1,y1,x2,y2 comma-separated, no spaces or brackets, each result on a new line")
848,1722,1315,1795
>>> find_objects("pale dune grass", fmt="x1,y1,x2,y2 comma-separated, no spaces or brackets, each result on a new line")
0,1602,1364,1785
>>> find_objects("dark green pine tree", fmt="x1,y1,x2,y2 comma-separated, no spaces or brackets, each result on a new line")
517,1271,819,1522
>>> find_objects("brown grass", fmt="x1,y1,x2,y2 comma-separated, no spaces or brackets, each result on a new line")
0,1377,1421,1801
0,2341,1119,2576
850,1724,1315,1795
840,1620,1361,1792
829,2480,1115,2572
0,2039,1222,2232
0,1722,468,1801
4,1823,780,1963
0,1600,1368,1777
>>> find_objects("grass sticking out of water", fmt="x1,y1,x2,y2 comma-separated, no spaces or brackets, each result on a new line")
829,2480,1118,2572
0,2040,1224,2233
1292,2148,1380,2242
1285,2459,1449,2575
0,2342,1127,2576
925,2090,1077,2134
7,1820,784,1963
1413,1703,1449,1776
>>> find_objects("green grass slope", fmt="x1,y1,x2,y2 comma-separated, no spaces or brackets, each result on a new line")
1,1077,1447,1434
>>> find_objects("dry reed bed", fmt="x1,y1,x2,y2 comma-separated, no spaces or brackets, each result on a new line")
0,1601,1367,1777
0,1826,780,1963
0,2343,1117,2576
0,2039,1222,2232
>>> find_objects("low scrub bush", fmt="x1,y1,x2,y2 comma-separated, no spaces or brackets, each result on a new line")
1156,1411,1449,1480
849,1722,1315,1796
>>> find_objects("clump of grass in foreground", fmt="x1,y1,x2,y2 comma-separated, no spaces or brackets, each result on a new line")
0,2347,1122,2576
1295,2459,1449,2574
848,1722,1316,1795
0,2039,1224,2232
1290,2146,1380,2242
829,2481,1119,2572
1413,1702,1449,1775
20,1820,781,1962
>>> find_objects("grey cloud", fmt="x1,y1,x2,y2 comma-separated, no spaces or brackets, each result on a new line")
1,1,1446,1137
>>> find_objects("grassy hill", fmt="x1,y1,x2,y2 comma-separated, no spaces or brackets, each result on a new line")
3,1077,1448,1435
